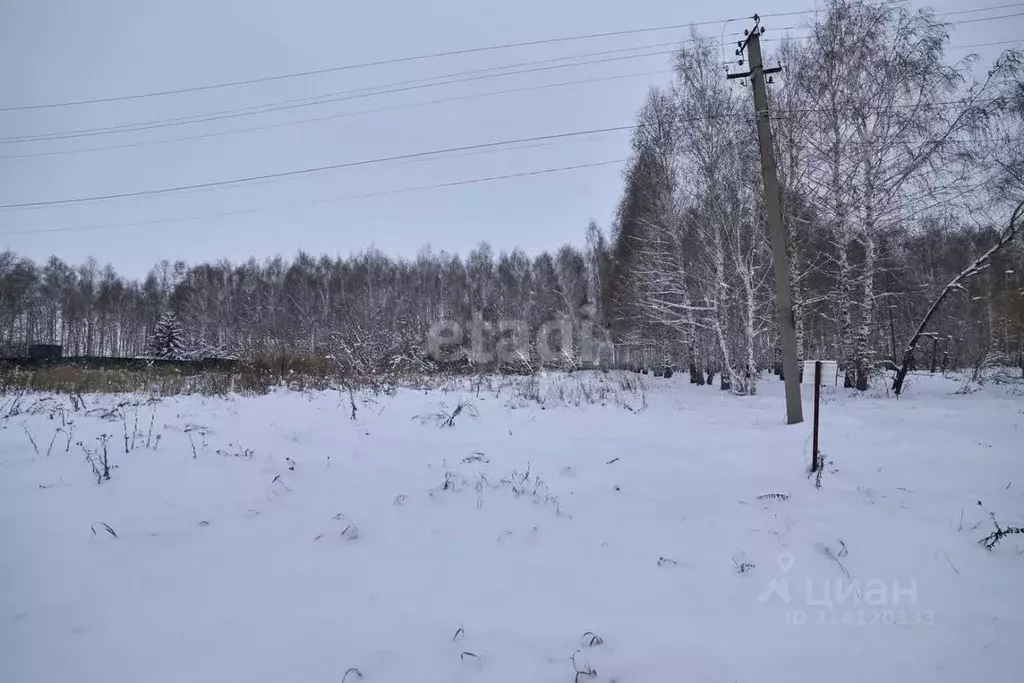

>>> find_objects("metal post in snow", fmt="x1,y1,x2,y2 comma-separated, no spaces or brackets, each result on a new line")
812,360,822,472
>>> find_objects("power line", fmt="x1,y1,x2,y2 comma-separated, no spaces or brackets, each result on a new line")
0,102,1004,211
0,18,754,112
3,9,1015,147
0,0,1012,112
754,0,905,20
945,10,1024,25
0,159,627,236
764,130,1024,146
0,70,672,161
948,40,1024,50
926,2,1024,16
0,92,1005,209
0,126,636,209
762,37,1024,50
773,97,1000,116
1,129,1009,236
730,4,1022,56
4,36,1017,160
0,48,685,144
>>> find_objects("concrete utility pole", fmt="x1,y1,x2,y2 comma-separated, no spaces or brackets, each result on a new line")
728,15,803,424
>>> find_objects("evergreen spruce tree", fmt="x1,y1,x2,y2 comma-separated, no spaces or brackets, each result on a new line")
147,311,187,360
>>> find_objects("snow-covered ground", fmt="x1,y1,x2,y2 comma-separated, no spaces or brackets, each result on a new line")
1,371,1022,683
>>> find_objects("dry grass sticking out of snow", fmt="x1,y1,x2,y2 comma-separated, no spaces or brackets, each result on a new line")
1,371,1022,683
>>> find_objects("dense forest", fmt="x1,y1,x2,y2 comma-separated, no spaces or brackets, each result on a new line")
2,0,1023,391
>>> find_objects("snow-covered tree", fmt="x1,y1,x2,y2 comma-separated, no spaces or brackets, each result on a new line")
146,311,187,360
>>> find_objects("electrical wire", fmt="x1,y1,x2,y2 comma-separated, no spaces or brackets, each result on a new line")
0,159,627,236
0,69,673,160
3,9,1016,147
4,34,1017,160
0,0,1015,112
0,126,636,209
0,2,1015,222
1,125,1011,236
0,109,1009,211
0,18,754,112
0,48,686,144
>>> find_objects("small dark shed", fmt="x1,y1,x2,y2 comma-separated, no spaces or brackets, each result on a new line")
28,344,63,360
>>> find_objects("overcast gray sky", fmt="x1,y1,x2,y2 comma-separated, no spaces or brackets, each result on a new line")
0,0,1016,277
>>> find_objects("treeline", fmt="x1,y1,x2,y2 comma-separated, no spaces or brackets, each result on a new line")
1,0,1022,388
607,0,1024,392
2,219,1018,382
0,238,614,372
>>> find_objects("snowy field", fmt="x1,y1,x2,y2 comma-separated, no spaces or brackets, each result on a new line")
1,371,1022,683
